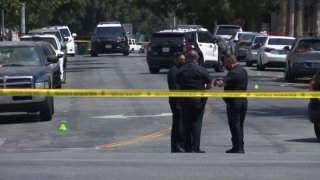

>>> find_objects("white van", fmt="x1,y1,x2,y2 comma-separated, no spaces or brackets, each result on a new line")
44,26,77,56
213,25,242,41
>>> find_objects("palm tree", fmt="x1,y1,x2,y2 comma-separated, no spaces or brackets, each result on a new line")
279,0,287,35
294,0,303,37
286,0,294,36
315,0,320,36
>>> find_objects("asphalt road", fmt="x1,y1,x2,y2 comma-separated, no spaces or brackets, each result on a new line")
0,53,319,180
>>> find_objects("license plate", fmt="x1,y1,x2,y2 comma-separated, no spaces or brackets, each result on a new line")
162,47,170,53
105,45,112,49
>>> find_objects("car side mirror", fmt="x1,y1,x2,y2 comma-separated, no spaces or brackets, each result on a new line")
61,44,67,50
56,52,64,59
47,55,59,64
72,33,77,37
284,46,290,51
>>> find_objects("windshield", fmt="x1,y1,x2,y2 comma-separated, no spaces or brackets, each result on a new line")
253,37,267,44
297,39,320,51
0,46,41,66
152,33,185,44
20,37,58,50
268,38,294,45
95,27,125,36
216,27,240,35
60,28,71,37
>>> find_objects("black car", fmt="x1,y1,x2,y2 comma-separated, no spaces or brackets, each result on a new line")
0,41,58,121
308,67,320,140
146,25,223,74
37,41,63,89
285,36,320,82
90,22,130,56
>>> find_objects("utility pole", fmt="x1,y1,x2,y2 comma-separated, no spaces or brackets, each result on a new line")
21,2,26,35
1,9,4,40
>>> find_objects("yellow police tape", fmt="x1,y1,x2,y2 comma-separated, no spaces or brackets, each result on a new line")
0,89,320,98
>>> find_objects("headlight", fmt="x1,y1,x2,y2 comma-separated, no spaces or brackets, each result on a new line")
35,82,49,89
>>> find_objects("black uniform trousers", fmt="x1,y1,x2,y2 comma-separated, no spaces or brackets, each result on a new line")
169,98,184,152
226,98,248,149
182,98,207,152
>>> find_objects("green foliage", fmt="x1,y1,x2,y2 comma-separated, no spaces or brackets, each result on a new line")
2,0,279,36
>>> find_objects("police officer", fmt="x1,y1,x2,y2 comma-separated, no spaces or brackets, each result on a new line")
176,50,212,153
167,52,186,152
214,55,248,153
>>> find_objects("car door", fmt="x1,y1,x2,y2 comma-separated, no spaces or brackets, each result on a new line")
197,32,218,62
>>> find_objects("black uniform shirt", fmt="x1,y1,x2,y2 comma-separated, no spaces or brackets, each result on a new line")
223,64,248,103
167,65,179,90
176,61,212,90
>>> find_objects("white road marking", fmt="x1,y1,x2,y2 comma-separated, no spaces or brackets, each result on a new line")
91,113,172,119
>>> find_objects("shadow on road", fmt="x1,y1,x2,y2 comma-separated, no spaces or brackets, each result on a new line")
0,114,40,124
285,138,320,143
248,107,308,119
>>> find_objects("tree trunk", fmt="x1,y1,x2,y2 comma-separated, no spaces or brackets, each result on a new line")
279,0,287,35
314,0,320,36
286,0,295,36
294,0,303,37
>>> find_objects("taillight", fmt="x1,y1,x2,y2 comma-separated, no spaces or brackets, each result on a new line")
251,44,260,50
239,41,246,46
294,48,307,53
184,44,192,52
264,47,275,52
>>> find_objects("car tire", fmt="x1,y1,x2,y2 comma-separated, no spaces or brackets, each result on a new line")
246,60,252,67
70,54,75,57
91,52,98,57
284,67,295,82
123,50,129,56
40,98,53,121
149,67,160,74
314,124,320,140
214,57,225,72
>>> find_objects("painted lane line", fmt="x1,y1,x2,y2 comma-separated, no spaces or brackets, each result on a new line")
91,113,172,119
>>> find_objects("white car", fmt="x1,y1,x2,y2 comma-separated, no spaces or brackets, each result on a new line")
246,35,268,66
256,36,295,71
43,26,77,56
129,39,144,53
20,34,67,83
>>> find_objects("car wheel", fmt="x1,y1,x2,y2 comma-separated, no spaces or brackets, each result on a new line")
62,71,66,83
246,59,252,67
40,98,53,121
284,67,295,82
123,50,129,56
91,52,98,57
70,54,75,57
314,124,320,140
149,67,160,74
214,56,225,72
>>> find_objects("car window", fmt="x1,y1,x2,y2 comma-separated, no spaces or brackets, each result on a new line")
95,27,125,36
198,32,212,43
297,39,320,51
60,28,71,37
216,27,240,35
0,46,41,66
151,33,184,44
185,33,195,43
253,37,267,44
240,34,256,42
268,38,294,45
21,37,58,50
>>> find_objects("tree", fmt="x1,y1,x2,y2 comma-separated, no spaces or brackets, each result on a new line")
286,0,294,36
279,0,287,35
294,0,303,37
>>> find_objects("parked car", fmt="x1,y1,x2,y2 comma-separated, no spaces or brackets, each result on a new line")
20,34,67,83
0,41,57,121
246,35,268,66
212,24,242,41
308,67,320,140
257,36,295,71
233,32,261,60
90,21,130,56
43,26,77,56
37,41,63,89
147,25,222,74
284,36,320,82
129,39,144,53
